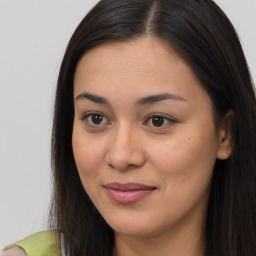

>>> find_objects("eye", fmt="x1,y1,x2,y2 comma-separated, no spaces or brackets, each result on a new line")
144,114,175,128
81,112,110,126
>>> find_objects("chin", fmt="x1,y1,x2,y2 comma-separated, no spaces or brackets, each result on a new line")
113,225,154,238
106,213,161,238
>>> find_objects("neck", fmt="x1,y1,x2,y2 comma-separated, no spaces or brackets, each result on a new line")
113,215,206,256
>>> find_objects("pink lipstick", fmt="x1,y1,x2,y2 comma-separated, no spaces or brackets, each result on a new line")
104,183,156,205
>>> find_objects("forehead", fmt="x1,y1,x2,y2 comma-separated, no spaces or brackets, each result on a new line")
73,36,210,108
75,37,182,77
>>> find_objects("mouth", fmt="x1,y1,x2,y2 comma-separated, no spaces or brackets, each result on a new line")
104,182,156,205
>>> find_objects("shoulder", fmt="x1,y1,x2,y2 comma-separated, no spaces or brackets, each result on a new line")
2,230,61,256
0,246,26,256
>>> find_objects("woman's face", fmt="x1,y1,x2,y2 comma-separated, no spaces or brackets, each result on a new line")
72,37,230,238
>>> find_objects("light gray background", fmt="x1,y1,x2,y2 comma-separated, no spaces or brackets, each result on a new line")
0,0,255,249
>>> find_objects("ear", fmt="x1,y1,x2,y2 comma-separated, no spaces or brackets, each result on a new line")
217,110,235,160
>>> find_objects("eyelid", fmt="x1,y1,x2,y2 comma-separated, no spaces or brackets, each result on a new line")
144,113,176,127
80,111,110,127
79,111,176,129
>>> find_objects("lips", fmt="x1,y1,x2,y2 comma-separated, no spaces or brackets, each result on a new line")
104,182,156,205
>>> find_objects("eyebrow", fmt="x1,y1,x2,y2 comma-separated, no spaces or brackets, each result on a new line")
75,93,109,104
136,93,186,105
75,92,186,105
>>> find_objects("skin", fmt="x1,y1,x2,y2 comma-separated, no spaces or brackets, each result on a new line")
72,37,233,256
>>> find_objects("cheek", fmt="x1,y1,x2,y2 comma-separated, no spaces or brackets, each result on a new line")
149,126,218,194
72,127,106,180
72,130,107,203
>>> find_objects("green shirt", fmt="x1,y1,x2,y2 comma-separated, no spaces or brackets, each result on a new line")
4,230,62,256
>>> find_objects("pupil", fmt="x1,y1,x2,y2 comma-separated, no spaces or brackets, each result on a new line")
152,116,164,127
92,114,103,124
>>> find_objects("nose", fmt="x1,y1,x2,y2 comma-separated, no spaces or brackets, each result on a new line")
105,124,146,171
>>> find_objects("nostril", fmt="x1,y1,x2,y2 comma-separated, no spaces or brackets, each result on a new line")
105,132,146,170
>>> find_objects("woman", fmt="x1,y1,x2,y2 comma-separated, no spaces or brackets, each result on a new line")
2,0,256,255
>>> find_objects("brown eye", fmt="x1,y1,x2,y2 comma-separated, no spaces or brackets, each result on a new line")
145,114,175,128
82,112,110,126
152,116,164,127
91,114,104,125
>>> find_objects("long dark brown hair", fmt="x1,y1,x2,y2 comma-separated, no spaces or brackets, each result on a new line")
49,0,256,255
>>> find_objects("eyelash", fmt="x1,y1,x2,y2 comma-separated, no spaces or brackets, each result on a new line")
80,112,176,128
80,112,110,126
144,113,176,128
